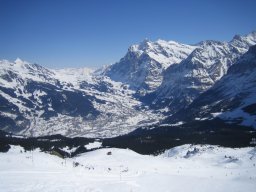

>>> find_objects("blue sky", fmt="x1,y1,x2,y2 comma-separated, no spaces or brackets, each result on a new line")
0,0,256,68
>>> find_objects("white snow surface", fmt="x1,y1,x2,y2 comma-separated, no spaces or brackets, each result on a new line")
0,145,256,192
84,141,102,150
53,67,95,87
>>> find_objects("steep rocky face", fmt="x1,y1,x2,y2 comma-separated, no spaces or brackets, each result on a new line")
170,45,256,128
149,32,256,113
104,39,196,94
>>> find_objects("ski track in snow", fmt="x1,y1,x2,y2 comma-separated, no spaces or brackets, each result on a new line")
0,145,256,192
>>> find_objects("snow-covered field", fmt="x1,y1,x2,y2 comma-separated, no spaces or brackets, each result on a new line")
0,145,256,192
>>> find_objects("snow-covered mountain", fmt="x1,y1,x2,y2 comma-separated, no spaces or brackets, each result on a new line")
171,45,256,127
0,59,162,137
104,39,196,94
149,31,256,113
1,31,256,138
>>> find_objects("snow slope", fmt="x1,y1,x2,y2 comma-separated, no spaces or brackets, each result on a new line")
0,145,255,192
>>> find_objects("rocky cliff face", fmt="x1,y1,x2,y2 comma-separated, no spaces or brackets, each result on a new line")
104,39,196,94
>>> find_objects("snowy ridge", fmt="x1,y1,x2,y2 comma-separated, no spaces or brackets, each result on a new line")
230,31,256,52
0,58,57,88
129,39,197,68
150,31,256,113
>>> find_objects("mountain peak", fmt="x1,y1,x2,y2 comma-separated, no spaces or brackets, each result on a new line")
142,38,151,43
232,31,256,40
14,58,24,65
105,38,197,93
232,34,243,41
230,31,256,47
14,58,31,67
129,39,151,51
246,30,256,37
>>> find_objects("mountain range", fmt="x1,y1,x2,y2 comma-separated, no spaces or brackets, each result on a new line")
170,44,256,128
0,31,256,137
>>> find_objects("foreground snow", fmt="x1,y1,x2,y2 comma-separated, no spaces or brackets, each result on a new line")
0,145,256,192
